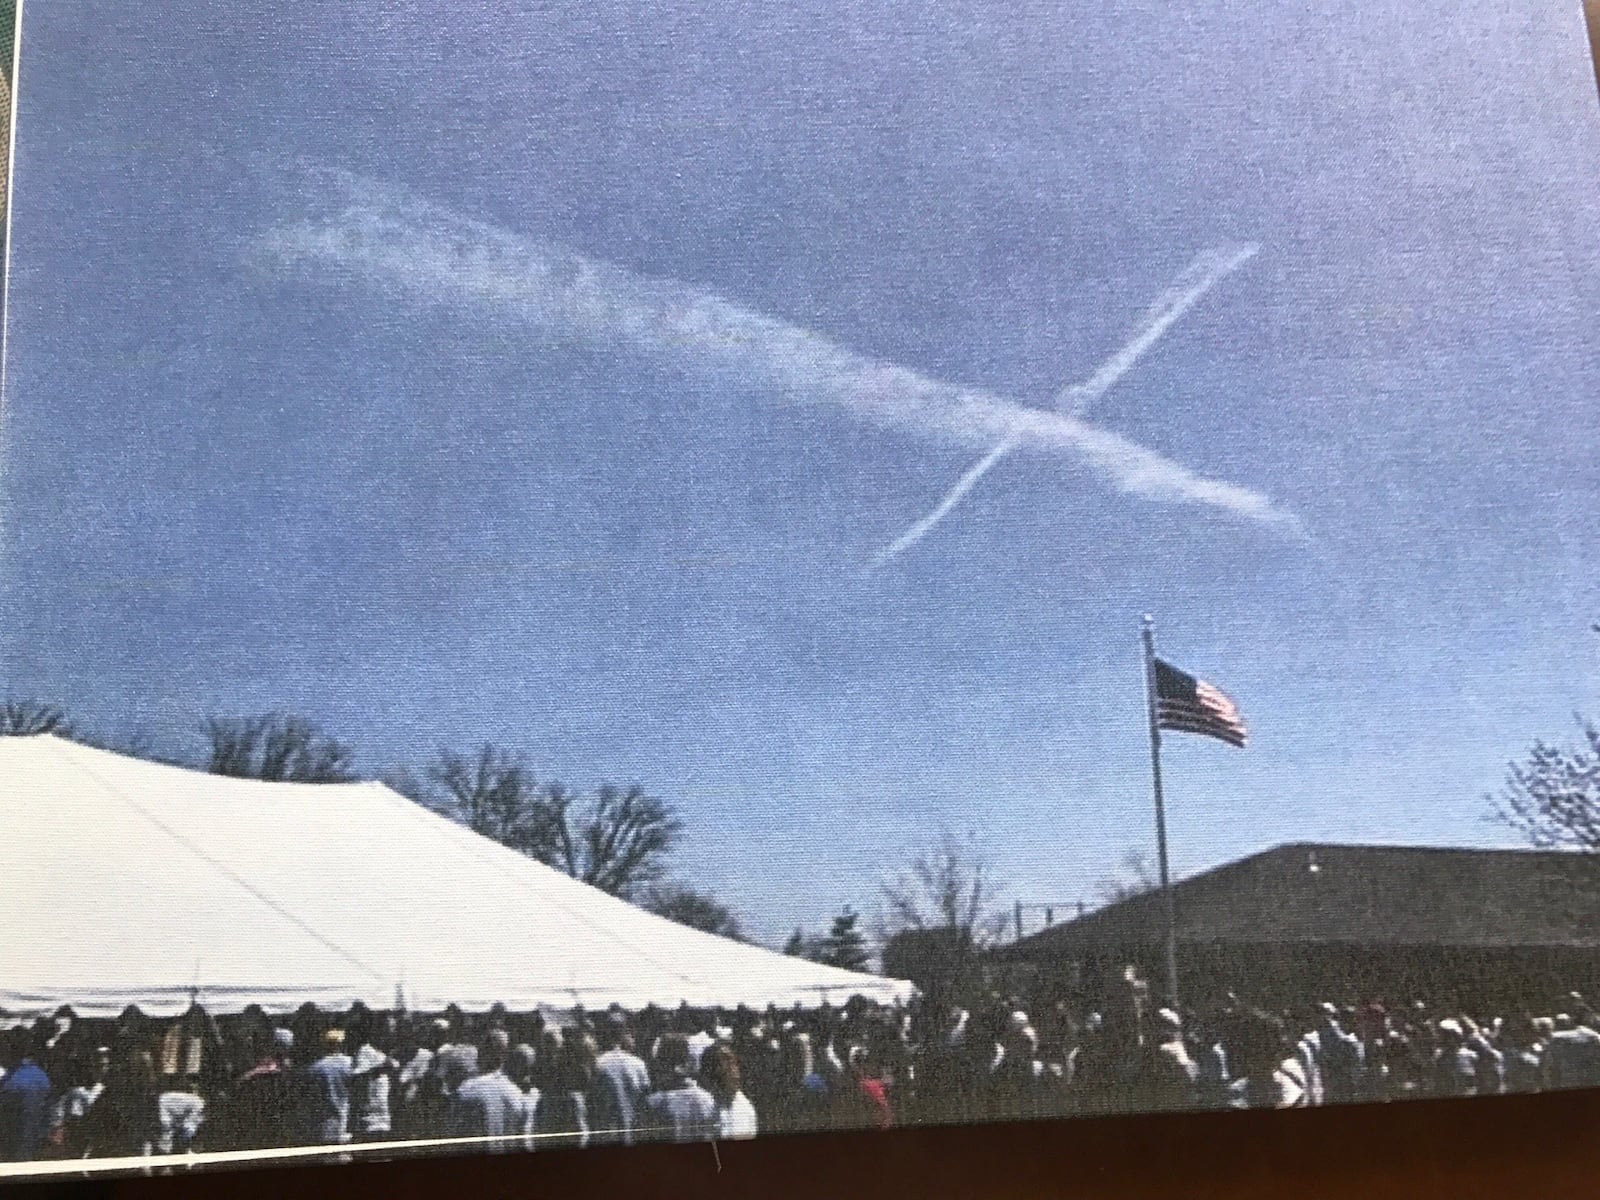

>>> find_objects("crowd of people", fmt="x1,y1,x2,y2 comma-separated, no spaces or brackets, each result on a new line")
3,974,1599,1165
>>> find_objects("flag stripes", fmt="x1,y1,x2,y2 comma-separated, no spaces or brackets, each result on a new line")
1152,658,1247,748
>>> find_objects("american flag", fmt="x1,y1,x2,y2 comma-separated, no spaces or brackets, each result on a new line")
1153,658,1247,748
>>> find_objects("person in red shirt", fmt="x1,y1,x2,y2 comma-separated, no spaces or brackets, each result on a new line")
835,1045,893,1131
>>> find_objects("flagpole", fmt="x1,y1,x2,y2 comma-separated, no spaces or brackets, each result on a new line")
1141,614,1180,1012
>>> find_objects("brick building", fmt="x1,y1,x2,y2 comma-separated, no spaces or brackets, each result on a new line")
997,843,1600,1014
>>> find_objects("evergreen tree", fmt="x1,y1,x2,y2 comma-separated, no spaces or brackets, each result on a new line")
817,906,870,971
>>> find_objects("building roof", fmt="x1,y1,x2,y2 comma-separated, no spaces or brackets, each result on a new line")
0,734,913,1017
1001,842,1600,959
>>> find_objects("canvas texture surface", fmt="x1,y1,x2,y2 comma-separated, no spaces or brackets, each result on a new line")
1,0,1599,1182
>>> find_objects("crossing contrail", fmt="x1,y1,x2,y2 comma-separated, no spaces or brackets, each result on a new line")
868,245,1259,568
869,435,1021,569
247,165,1298,550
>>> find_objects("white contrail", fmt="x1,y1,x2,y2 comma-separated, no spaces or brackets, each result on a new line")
246,166,1297,537
869,434,1020,570
1064,244,1258,410
868,244,1259,568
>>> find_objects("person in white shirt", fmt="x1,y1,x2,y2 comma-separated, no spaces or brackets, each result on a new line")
1461,1016,1504,1096
391,1020,447,1140
1226,1008,1309,1110
1541,1011,1600,1091
395,1039,434,1110
1144,1009,1197,1111
685,1013,718,1074
449,1032,529,1152
1291,1013,1325,1106
590,1017,651,1146
642,1034,718,1143
154,1075,205,1154
507,1043,541,1150
1310,1003,1365,1105
699,1043,758,1140
51,1045,111,1155
350,1043,395,1141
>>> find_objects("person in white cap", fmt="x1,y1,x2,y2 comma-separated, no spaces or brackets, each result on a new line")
350,1040,396,1142
1431,1018,1478,1097
989,1013,1047,1120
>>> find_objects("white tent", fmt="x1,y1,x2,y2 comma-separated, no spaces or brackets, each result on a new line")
0,735,913,1018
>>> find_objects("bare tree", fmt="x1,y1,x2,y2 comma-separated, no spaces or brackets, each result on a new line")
419,745,683,900
1096,849,1161,905
543,783,683,900
1492,720,1600,850
643,884,744,940
1,699,71,736
429,745,547,855
880,830,1005,944
203,713,356,782
879,831,1004,1004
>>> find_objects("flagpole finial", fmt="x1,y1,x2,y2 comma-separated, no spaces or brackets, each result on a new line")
1142,612,1154,628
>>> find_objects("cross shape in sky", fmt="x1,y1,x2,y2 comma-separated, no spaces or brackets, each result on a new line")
871,245,1259,568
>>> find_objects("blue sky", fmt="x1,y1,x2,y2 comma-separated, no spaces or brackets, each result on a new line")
2,1,1599,945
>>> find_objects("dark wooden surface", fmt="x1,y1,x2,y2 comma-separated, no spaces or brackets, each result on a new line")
8,1087,1600,1200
